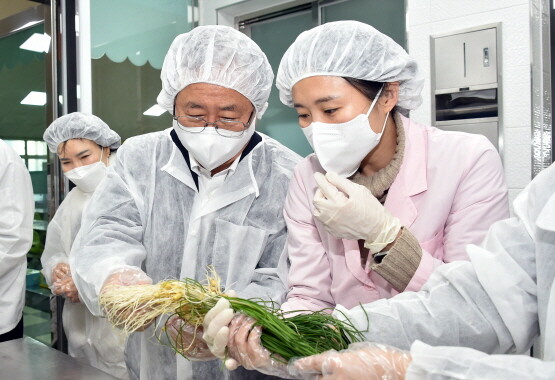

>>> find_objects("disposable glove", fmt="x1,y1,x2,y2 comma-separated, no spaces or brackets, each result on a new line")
202,290,237,358
166,315,215,361
226,314,298,379
290,342,412,380
51,262,70,283
100,268,153,330
313,172,401,253
52,275,80,303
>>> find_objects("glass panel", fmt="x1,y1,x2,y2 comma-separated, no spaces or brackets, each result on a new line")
4,139,26,155
27,140,48,155
28,158,47,171
90,0,195,141
249,11,314,157
321,0,406,49
0,22,52,345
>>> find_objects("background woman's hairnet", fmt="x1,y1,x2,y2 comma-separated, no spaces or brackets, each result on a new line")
157,25,274,119
276,20,424,111
43,112,121,153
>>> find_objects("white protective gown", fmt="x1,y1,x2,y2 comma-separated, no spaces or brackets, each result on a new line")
0,139,34,335
41,154,128,379
70,129,300,380
335,161,555,379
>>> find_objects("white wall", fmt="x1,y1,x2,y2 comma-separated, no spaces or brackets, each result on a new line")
406,0,532,210
200,0,533,210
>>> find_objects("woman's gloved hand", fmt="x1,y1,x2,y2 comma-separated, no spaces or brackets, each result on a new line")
313,172,401,253
202,291,236,358
166,315,215,361
52,275,80,303
289,342,412,380
226,314,298,379
51,262,70,283
100,268,153,331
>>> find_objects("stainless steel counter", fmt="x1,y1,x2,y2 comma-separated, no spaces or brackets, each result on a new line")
0,337,118,379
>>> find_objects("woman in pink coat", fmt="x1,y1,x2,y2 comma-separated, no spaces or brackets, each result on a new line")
202,20,510,375
277,21,509,312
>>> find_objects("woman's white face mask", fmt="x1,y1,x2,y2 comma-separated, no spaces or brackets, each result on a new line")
63,148,107,193
303,85,389,177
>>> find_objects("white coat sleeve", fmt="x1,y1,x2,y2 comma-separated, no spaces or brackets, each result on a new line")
0,155,34,278
407,341,555,379
70,145,147,316
0,144,34,333
41,217,67,285
334,212,538,364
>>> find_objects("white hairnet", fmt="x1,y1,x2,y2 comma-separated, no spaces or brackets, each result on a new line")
157,25,273,119
277,21,424,110
43,112,121,153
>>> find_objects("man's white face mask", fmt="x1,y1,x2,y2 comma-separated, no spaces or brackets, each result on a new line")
64,148,107,193
302,85,389,177
172,118,255,172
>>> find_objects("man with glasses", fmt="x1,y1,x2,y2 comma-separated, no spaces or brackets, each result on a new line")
70,25,300,380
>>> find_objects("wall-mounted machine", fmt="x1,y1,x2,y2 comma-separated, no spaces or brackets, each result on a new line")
431,23,502,156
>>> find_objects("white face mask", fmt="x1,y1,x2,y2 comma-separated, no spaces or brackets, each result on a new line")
63,149,107,193
302,85,389,177
173,119,255,172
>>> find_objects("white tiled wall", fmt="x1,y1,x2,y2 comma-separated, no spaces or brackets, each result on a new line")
407,0,532,212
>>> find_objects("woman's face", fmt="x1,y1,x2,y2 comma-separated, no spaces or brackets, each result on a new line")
57,138,108,173
292,76,384,133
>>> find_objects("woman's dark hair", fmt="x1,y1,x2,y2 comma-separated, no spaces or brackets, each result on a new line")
343,77,383,100
343,77,406,116
58,138,115,155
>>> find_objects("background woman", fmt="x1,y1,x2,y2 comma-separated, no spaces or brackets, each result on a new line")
42,112,127,379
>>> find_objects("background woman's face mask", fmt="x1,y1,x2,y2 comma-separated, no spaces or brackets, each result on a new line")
303,85,389,177
63,148,107,193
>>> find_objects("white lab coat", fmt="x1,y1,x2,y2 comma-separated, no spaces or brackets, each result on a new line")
70,129,300,380
0,139,34,335
335,161,555,378
41,154,128,379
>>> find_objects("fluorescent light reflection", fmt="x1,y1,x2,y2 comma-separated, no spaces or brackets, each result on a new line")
143,105,166,116
19,33,51,53
21,91,47,106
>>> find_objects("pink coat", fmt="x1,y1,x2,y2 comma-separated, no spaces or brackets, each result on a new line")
281,115,509,312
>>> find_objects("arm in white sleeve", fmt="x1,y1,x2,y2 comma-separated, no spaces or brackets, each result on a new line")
335,212,538,357
0,145,34,333
70,146,147,316
0,152,34,278
41,218,66,285
408,341,555,380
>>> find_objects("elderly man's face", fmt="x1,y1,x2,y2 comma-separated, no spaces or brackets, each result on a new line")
174,83,254,125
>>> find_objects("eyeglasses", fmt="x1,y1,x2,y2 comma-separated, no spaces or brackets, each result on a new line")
173,114,252,138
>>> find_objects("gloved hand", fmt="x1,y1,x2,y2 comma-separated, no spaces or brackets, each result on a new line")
101,267,153,290
52,275,80,303
51,263,70,283
166,315,215,361
313,172,401,253
101,268,153,330
202,291,237,358
226,314,297,379
289,342,412,380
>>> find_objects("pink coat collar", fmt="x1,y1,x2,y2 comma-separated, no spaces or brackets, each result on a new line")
383,114,428,228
